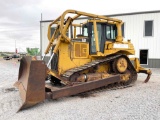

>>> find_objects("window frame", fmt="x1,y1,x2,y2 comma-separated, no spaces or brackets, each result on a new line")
143,20,154,37
122,22,125,38
82,23,89,37
105,23,117,41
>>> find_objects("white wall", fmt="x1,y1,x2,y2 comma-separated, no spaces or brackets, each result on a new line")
41,21,57,56
113,13,160,59
41,22,49,56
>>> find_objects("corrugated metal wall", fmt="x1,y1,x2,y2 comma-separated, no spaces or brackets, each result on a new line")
41,22,50,56
142,59,160,68
41,22,57,57
113,13,160,59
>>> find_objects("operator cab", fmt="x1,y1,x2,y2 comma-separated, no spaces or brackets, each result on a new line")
70,21,118,56
82,22,117,54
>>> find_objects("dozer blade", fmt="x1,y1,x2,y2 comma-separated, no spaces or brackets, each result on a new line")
14,56,47,111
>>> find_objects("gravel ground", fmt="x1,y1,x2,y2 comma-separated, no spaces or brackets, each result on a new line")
0,58,160,120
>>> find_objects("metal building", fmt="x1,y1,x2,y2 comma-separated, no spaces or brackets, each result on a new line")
40,10,160,68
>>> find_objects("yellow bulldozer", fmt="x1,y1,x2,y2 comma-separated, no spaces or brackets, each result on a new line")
14,10,151,111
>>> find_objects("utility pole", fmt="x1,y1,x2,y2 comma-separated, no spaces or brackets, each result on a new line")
41,13,42,21
15,40,16,53
40,13,43,56
15,40,17,53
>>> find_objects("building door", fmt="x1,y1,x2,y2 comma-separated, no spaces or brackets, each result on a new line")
140,50,148,64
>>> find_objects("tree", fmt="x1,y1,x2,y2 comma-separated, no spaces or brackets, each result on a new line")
26,48,40,56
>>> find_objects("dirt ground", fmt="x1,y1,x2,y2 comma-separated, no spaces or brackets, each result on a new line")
0,58,160,120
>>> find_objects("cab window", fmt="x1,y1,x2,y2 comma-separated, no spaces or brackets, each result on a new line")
106,24,117,40
82,24,88,37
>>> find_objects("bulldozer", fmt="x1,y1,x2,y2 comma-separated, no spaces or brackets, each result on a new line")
14,10,151,111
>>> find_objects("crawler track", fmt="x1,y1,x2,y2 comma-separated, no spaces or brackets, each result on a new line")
62,54,137,89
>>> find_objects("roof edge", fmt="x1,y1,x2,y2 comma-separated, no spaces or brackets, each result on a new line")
40,10,160,23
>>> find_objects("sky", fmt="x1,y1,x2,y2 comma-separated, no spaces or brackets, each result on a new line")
0,0,160,52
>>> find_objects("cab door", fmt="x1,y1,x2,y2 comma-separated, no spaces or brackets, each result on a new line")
87,22,105,54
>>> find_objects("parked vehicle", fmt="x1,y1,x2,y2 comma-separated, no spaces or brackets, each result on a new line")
12,54,20,58
3,56,12,60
